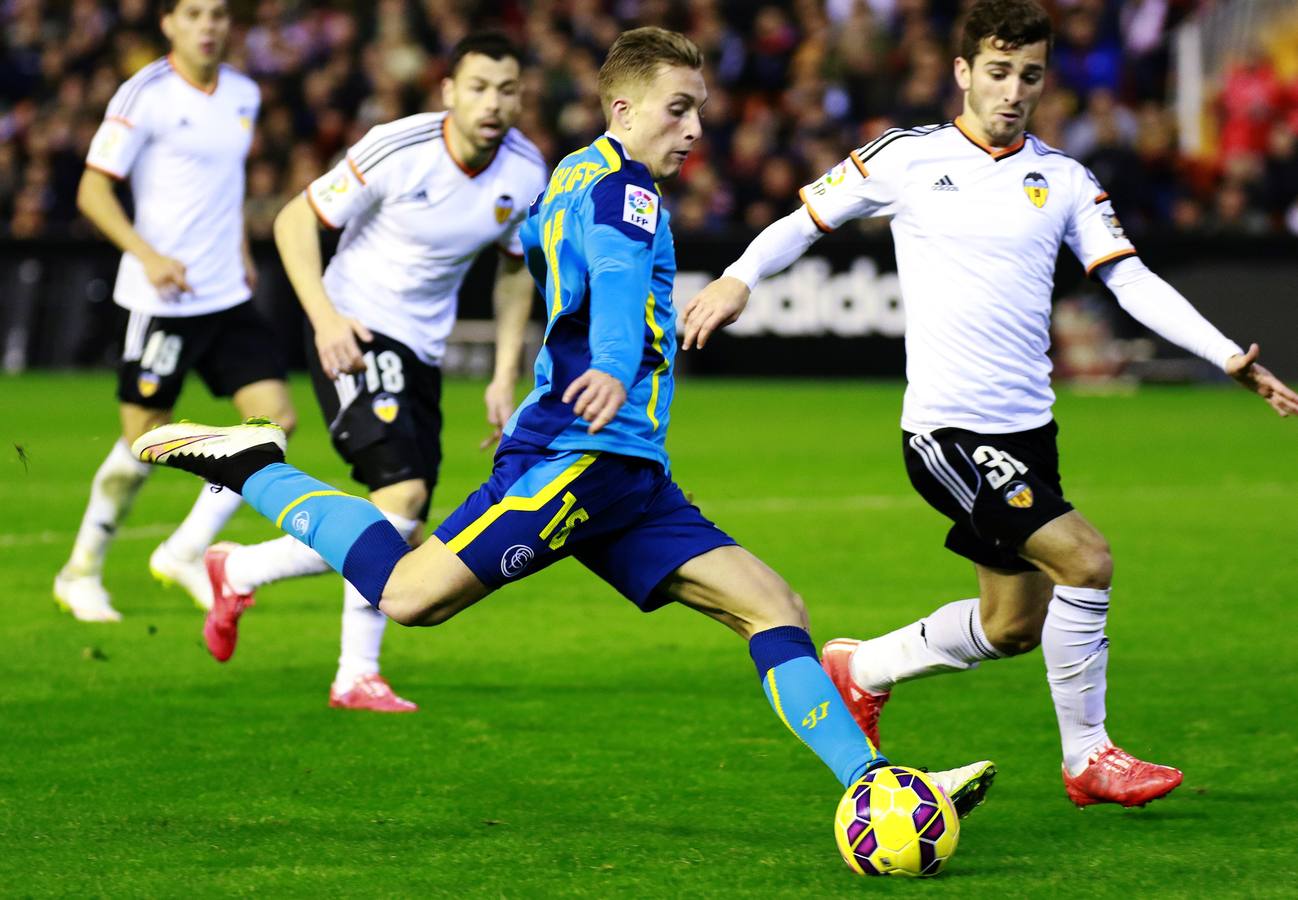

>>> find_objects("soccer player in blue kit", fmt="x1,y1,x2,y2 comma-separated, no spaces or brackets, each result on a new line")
131,27,994,812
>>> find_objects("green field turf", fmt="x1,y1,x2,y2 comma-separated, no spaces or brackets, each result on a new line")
2,372,1297,897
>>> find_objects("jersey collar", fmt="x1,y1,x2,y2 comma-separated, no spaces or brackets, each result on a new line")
594,133,660,193
954,116,1026,161
442,113,498,178
167,54,219,96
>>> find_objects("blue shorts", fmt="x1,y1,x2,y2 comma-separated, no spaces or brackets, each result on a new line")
432,439,737,610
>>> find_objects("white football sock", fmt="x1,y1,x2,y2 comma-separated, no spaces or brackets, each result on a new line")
335,510,420,689
1042,586,1113,775
66,439,151,576
848,597,1003,694
224,534,331,595
162,483,243,561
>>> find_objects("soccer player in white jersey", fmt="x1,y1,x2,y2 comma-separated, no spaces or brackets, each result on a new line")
197,33,548,712
685,0,1298,807
54,0,295,623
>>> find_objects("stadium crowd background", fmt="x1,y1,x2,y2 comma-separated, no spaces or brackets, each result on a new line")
3,0,1298,242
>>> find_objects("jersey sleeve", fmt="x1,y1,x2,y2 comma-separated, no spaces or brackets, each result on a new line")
1064,166,1138,277
798,137,905,232
582,170,658,388
85,81,155,180
303,128,391,230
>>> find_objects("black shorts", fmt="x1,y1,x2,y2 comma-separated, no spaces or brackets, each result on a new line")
117,302,287,409
305,325,443,505
902,420,1073,572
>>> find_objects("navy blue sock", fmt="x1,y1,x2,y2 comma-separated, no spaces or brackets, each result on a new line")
749,626,886,787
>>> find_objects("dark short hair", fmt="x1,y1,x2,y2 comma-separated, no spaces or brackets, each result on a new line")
157,0,229,15
157,0,221,13
449,32,523,76
959,0,1053,63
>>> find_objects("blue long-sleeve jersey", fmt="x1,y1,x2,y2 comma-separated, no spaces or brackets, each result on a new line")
504,134,677,469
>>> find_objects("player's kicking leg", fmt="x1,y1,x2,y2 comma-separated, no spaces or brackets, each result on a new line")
149,377,296,612
132,417,487,615
656,545,995,818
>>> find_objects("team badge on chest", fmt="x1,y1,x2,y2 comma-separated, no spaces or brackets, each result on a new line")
1022,172,1049,208
494,194,514,224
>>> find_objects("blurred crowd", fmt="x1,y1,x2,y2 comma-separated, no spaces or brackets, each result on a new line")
4,0,1298,241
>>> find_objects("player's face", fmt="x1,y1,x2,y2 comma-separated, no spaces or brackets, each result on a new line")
622,65,707,181
955,37,1048,147
443,53,523,153
162,0,230,72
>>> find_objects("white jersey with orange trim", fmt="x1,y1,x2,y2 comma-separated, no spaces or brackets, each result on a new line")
800,119,1137,434
86,56,258,317
305,111,548,365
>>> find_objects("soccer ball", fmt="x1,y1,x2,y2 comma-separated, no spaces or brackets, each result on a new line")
834,765,960,877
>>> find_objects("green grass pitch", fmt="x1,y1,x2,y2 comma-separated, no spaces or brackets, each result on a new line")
3,373,1297,897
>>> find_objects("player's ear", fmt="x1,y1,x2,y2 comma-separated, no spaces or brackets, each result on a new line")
954,57,972,92
609,96,634,132
160,12,175,41
440,76,455,110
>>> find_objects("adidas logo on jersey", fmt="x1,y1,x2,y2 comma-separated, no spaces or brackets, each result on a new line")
931,175,958,191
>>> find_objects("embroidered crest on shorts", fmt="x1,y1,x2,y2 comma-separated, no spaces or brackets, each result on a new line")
1003,480,1035,508
371,392,400,423
137,372,161,398
500,544,534,577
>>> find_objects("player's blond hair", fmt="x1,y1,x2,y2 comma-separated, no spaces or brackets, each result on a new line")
597,27,703,119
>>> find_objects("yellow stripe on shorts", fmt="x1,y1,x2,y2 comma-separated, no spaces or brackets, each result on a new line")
445,453,598,554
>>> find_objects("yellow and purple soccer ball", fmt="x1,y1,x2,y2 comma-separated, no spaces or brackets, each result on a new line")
834,765,960,877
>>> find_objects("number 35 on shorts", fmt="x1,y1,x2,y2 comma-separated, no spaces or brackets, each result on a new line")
972,445,1028,489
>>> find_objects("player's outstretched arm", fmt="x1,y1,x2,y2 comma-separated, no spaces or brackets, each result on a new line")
77,168,191,297
681,276,749,350
274,192,371,379
682,206,822,349
1099,259,1298,418
1225,343,1298,417
482,255,535,448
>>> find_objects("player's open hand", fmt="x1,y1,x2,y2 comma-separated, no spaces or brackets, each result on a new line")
315,312,373,380
480,376,517,449
563,368,626,435
142,251,192,300
1226,343,1298,417
681,276,751,350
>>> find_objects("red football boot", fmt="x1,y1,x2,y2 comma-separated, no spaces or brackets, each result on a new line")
202,542,255,662
822,638,891,749
329,674,418,713
1063,745,1183,808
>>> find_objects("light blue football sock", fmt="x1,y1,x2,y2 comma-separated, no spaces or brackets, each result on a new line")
750,625,887,787
242,463,410,607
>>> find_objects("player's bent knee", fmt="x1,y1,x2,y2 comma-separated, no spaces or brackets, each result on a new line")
983,617,1042,655
1066,537,1113,589
749,586,809,635
378,587,444,627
